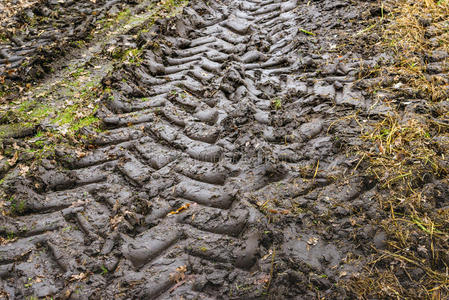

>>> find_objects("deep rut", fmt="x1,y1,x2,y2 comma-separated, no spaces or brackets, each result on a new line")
1,0,387,298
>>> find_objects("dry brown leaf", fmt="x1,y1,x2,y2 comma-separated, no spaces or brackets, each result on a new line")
7,151,19,166
70,272,89,282
307,236,318,246
110,215,124,229
18,164,29,176
169,265,187,283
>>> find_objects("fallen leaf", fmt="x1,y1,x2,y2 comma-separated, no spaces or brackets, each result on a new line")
76,150,87,158
110,215,124,229
417,245,427,254
254,274,270,285
169,265,187,283
307,236,318,246
0,236,17,245
267,209,290,215
7,151,19,166
262,249,273,260
18,164,29,176
70,272,88,282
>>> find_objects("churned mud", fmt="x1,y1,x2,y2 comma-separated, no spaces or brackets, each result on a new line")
0,0,448,299
0,0,144,95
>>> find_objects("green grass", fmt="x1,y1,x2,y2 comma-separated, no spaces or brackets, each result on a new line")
299,28,316,36
117,8,132,22
7,196,27,215
272,98,282,110
100,266,108,275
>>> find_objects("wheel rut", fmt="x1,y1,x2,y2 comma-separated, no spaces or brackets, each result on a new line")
1,0,389,298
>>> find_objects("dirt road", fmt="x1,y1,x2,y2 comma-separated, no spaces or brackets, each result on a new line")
1,0,448,299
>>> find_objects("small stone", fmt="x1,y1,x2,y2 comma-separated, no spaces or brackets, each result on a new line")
300,119,323,139
334,81,343,90
254,111,270,124
373,231,387,249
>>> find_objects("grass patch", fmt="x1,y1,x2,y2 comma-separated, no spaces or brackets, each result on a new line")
111,48,144,65
271,98,283,110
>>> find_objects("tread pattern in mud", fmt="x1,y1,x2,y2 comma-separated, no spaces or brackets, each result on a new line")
1,0,382,298
0,0,135,86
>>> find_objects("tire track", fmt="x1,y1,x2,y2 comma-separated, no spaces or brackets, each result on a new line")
1,0,388,298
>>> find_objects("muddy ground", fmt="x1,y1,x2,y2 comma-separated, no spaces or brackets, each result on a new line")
0,0,144,94
0,0,448,299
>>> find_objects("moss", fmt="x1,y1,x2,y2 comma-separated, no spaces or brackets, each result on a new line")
160,0,188,13
18,100,35,112
71,114,100,132
0,123,35,139
0,0,189,162
117,9,131,22
7,197,27,215
0,33,9,43
122,48,144,65
71,40,86,48
110,48,143,65
70,67,88,79
96,17,114,31
30,105,54,120
52,105,78,126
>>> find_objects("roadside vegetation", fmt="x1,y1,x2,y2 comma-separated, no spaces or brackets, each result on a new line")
346,0,449,298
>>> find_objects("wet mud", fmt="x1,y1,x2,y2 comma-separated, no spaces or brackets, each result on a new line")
0,0,137,93
1,0,446,299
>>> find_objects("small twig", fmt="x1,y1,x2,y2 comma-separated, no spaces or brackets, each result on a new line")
266,248,276,291
313,160,319,179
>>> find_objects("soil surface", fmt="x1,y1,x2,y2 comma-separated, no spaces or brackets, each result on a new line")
0,0,137,94
0,0,447,299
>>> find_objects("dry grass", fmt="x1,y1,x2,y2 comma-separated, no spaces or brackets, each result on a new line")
345,0,449,298
362,112,445,188
382,0,449,102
